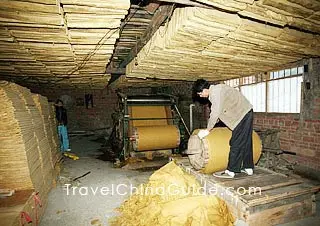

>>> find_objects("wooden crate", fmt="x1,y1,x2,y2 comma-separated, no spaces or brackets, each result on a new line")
175,157,320,226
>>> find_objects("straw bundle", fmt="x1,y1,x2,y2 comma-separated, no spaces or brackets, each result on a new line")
0,81,58,226
48,104,60,165
0,81,57,193
31,94,56,197
32,94,61,166
9,83,55,191
0,82,39,190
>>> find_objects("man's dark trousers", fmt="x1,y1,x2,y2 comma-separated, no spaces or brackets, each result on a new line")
227,109,254,173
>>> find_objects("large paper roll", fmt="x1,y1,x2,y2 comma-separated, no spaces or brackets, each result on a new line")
130,106,172,127
187,128,262,174
133,125,180,151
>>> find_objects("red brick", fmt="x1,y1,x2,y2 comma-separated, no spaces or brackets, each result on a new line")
256,119,263,124
280,132,290,139
268,119,274,125
313,112,320,119
280,140,291,149
291,134,302,141
300,149,316,157
314,124,320,133
284,120,292,126
298,143,310,149
291,121,299,129
303,136,315,142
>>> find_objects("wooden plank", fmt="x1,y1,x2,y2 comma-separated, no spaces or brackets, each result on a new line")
242,183,320,206
220,174,303,190
246,198,315,226
248,193,314,214
176,158,319,225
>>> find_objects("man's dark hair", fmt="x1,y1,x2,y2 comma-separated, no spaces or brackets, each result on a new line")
192,79,210,103
193,79,210,93
56,99,63,105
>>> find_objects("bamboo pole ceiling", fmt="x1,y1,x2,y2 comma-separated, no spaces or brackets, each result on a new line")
0,0,130,88
126,3,320,81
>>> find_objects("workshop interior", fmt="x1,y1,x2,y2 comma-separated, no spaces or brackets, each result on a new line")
0,0,320,226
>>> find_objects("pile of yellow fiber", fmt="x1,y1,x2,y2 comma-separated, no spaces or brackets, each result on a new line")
110,161,234,226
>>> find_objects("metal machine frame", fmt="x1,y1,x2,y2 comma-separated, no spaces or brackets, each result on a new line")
111,92,190,161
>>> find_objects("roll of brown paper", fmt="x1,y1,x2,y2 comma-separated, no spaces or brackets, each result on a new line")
133,125,180,151
187,127,262,174
130,106,171,127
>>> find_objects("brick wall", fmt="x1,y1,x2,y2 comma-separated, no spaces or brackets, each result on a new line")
253,58,320,171
30,87,118,132
30,83,204,132
30,82,205,133
254,113,320,171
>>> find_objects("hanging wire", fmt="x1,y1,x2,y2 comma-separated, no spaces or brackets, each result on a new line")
60,0,147,80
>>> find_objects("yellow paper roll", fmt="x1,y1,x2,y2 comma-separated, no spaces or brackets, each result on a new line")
130,106,171,127
133,125,180,151
187,128,262,174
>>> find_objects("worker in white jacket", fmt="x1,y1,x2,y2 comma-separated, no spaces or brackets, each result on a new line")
193,79,254,178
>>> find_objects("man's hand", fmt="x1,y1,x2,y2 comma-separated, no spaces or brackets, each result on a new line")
197,129,210,139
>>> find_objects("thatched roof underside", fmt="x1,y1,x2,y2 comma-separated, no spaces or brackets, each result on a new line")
126,3,320,82
0,0,130,88
0,0,320,88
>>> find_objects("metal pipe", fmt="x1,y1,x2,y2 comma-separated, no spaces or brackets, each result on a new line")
127,117,175,121
121,97,128,159
127,98,172,103
189,104,195,132
173,104,190,136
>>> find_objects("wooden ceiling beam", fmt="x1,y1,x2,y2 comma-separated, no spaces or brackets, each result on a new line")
145,2,160,14
119,4,174,68
106,3,173,77
155,0,210,8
